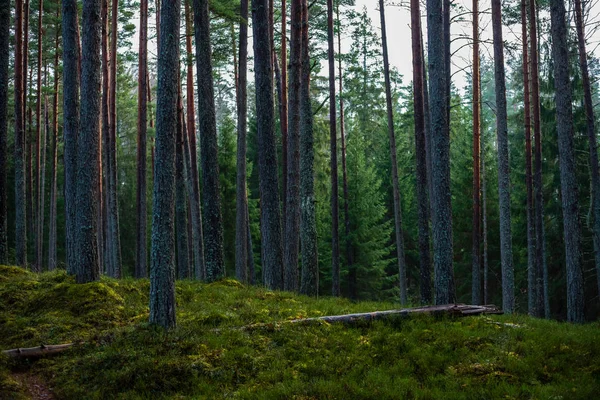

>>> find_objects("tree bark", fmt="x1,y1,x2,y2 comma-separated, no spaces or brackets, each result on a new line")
410,0,431,305
101,0,110,275
48,13,60,271
194,0,225,281
150,0,179,329
236,0,250,283
0,0,9,263
529,0,545,318
327,0,339,297
482,129,489,305
136,0,149,278
252,0,284,290
549,0,585,323
176,91,190,280
281,0,288,221
35,0,44,273
380,0,407,305
471,0,481,305
299,0,318,296
75,0,102,283
491,0,514,313
521,0,535,316
284,0,302,292
574,0,600,300
62,0,80,275
427,0,454,304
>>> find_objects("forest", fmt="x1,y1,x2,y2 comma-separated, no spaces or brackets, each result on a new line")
1,0,600,397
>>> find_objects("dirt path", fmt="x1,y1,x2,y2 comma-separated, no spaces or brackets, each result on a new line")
11,372,55,400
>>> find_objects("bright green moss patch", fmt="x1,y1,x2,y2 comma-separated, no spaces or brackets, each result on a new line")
1,269,599,399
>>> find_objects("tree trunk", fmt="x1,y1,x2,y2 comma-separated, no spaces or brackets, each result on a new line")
574,0,600,300
136,0,149,278
150,0,179,329
236,0,250,283
25,0,34,252
281,0,288,221
380,0,407,305
0,0,9,263
75,0,102,283
549,0,585,323
410,0,431,305
252,0,284,290
427,0,454,304
326,0,339,297
62,0,80,274
284,0,302,292
35,0,44,273
529,0,545,318
482,129,489,305
101,0,110,275
471,0,481,305
48,13,60,271
194,0,225,281
491,0,514,313
176,91,190,280
521,0,535,316
299,0,318,296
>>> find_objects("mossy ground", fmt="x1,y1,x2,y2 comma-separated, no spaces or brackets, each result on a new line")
1,265,599,399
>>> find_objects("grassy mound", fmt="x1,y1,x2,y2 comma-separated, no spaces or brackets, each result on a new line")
1,267,599,399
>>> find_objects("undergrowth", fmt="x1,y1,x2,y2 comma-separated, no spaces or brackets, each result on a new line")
1,265,599,399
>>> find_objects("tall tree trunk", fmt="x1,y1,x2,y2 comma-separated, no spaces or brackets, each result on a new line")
529,0,545,317
284,0,302,292
0,0,9,263
443,0,450,136
35,0,44,272
336,3,352,299
25,0,34,250
176,90,190,280
410,0,431,305
107,0,122,278
482,129,489,304
549,0,585,323
38,70,48,272
236,0,250,283
62,0,80,274
471,0,481,305
427,0,454,304
574,0,600,300
252,0,284,289
521,0,535,315
184,0,204,279
194,0,225,281
327,0,339,297
421,30,433,223
136,0,149,278
102,0,111,275
380,0,407,305
75,0,102,283
281,0,288,220
299,0,318,296
150,0,179,329
491,0,514,313
48,12,60,271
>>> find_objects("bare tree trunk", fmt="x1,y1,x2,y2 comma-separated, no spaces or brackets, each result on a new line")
236,0,250,283
75,0,102,283
194,0,225,281
529,0,545,318
281,0,288,220
521,0,535,315
299,0,318,296
380,0,407,305
427,0,454,304
176,90,190,280
491,0,514,313
0,0,8,264
252,0,284,290
48,12,60,271
62,0,80,274
471,0,481,305
482,131,489,305
25,0,34,252
549,0,584,323
574,0,600,301
136,0,149,278
102,0,111,275
410,0,431,305
150,0,179,329
35,0,44,272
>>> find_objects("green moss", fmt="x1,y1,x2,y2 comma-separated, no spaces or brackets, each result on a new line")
0,268,599,399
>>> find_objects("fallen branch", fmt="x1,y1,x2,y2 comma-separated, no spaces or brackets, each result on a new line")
2,343,75,359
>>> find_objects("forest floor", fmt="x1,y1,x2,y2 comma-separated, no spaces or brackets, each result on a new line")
0,265,599,399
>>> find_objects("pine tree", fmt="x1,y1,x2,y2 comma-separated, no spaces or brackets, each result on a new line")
471,0,481,305
0,0,8,264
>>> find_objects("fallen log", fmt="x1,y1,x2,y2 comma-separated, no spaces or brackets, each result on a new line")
2,343,75,359
240,304,502,331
